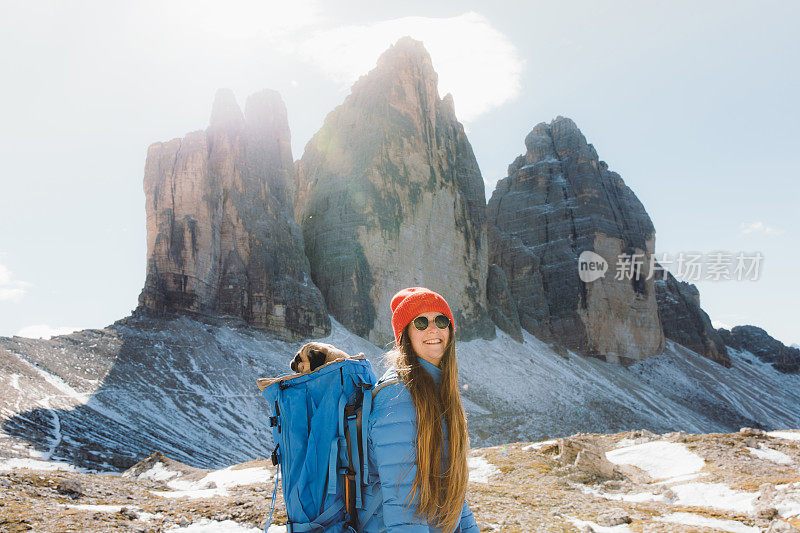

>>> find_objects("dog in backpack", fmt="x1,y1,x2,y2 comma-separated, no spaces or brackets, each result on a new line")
290,342,354,373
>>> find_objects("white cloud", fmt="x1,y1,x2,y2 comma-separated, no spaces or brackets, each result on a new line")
0,264,11,285
740,221,783,236
158,0,323,41
16,324,83,340
0,263,32,303
296,12,523,122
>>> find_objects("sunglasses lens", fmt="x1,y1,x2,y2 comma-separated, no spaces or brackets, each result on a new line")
412,315,450,331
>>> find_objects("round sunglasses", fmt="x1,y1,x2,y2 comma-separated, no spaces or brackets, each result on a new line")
412,314,451,331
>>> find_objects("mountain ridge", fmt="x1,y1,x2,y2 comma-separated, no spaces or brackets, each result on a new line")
2,315,798,473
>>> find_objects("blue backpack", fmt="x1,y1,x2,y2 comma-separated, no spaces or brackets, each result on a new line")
258,355,396,533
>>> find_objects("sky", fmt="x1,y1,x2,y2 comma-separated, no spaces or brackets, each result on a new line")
0,0,798,346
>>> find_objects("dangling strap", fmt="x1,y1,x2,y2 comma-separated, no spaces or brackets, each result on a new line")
337,394,347,436
346,413,362,509
327,438,342,495
336,393,352,515
360,384,373,487
265,462,280,533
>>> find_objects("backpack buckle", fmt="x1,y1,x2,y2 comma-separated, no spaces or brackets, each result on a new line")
269,416,279,427
271,444,280,466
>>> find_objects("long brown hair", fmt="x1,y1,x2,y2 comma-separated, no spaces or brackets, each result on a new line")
386,326,469,532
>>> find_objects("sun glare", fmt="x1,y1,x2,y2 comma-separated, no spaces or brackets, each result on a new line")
164,0,321,41
297,12,523,122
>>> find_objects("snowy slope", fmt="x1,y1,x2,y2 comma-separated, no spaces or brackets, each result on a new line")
0,315,381,470
1,315,798,472
458,331,800,443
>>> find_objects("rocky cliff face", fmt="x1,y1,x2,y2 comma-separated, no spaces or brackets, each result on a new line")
295,37,493,345
485,262,523,342
655,270,729,366
487,117,664,363
138,89,328,340
718,325,800,373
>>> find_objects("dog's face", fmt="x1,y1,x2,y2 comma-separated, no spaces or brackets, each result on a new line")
290,344,328,373
290,342,351,373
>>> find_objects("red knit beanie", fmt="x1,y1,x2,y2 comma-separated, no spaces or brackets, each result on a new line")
390,287,454,348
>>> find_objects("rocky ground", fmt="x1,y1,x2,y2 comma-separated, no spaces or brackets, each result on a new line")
1,428,799,533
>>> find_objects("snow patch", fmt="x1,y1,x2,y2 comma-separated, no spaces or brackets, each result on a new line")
654,512,758,533
17,357,90,404
670,482,758,513
151,488,225,499
195,465,272,489
131,461,180,482
768,430,800,441
579,484,669,503
652,472,707,485
772,482,800,518
151,465,272,498
0,458,88,472
605,441,705,480
747,443,793,465
61,504,128,513
467,455,500,483
165,519,285,532
521,439,557,451
167,465,272,491
566,516,632,532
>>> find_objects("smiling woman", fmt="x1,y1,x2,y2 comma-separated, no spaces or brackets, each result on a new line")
408,311,452,367
357,287,478,532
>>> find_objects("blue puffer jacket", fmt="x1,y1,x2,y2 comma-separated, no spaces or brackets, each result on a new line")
357,358,479,533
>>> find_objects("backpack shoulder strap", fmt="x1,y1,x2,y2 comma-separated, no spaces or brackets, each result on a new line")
371,378,400,400
354,376,401,512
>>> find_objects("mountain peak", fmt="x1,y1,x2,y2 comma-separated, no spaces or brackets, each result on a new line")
296,38,491,344
376,36,434,70
244,89,289,139
209,88,244,131
488,117,663,363
139,89,328,339
349,37,440,109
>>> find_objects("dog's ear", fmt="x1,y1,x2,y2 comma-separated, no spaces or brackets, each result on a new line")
309,349,327,371
291,351,306,373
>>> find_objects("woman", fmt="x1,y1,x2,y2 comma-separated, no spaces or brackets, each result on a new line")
358,287,479,532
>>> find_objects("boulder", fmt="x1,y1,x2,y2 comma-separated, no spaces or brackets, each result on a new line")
595,510,632,526
557,436,617,479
